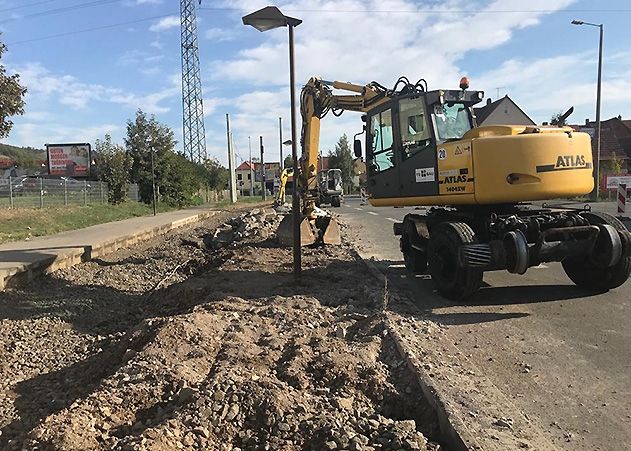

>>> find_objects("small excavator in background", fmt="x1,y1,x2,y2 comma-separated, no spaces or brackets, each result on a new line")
274,167,343,208
278,75,631,299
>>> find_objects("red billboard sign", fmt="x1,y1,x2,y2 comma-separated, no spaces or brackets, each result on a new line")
46,143,91,177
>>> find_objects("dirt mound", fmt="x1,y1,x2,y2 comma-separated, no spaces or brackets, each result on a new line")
22,295,436,451
1,207,440,450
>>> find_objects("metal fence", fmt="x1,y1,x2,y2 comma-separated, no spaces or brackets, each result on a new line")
0,176,108,208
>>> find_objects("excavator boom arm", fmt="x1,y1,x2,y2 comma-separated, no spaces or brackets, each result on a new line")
299,77,391,200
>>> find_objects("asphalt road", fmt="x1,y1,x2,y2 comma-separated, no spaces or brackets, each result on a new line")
338,197,631,450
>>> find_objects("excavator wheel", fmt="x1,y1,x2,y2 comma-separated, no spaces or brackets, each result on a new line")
401,231,427,275
562,212,631,291
427,222,482,301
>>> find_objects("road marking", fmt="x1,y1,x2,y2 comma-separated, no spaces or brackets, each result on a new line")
386,217,398,222
354,207,363,211
532,264,549,269
367,211,379,216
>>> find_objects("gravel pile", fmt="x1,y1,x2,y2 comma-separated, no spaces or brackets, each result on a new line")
0,207,441,450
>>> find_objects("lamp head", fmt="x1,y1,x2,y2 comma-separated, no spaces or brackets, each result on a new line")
242,6,302,32
571,20,584,25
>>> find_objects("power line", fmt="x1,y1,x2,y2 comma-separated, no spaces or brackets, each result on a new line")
0,0,63,13
198,7,631,14
7,13,176,45
0,0,121,25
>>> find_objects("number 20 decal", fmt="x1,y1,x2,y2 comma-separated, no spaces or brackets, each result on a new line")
438,148,446,160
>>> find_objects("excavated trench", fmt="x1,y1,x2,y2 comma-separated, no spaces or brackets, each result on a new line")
0,207,445,450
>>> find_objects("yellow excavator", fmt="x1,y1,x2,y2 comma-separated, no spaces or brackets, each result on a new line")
279,75,631,299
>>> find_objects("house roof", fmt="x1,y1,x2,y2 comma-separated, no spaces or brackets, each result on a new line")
473,95,535,126
570,117,631,161
236,161,281,171
236,161,254,171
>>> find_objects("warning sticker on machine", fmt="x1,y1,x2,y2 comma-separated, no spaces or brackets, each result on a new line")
415,167,435,183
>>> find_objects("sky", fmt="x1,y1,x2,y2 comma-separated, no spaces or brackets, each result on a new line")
1,0,630,167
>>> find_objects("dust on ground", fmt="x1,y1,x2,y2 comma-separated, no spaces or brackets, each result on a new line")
0,207,442,450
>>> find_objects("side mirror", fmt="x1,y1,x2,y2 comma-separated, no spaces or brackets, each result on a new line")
354,139,362,158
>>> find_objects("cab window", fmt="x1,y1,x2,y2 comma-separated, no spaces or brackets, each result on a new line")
370,109,394,172
399,97,431,158
433,102,472,142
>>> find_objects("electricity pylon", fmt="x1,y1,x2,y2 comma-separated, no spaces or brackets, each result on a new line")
180,0,206,163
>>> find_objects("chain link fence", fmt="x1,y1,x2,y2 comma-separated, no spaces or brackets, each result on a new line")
0,176,122,208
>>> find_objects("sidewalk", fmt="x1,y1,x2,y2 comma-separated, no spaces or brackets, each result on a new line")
0,206,218,291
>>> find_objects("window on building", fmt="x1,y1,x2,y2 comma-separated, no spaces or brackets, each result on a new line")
237,173,242,181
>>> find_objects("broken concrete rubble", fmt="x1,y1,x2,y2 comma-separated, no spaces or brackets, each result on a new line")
0,207,441,450
211,208,283,249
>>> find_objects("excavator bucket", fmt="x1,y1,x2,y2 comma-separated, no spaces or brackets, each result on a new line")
277,214,318,247
320,216,342,245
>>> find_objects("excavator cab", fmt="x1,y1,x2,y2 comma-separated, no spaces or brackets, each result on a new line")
360,89,484,202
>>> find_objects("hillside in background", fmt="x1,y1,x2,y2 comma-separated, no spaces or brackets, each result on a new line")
0,143,46,168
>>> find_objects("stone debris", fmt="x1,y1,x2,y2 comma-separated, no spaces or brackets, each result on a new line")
212,208,283,249
0,206,441,450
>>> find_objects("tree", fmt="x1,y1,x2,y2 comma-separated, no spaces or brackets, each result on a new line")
94,134,132,204
283,155,293,170
610,151,624,175
0,37,27,139
327,134,355,193
125,109,178,204
550,111,568,126
203,158,229,191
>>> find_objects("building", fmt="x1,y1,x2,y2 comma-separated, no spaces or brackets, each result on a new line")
235,161,282,194
473,96,535,126
0,155,16,170
569,117,631,188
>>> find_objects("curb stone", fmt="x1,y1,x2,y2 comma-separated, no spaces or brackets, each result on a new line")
0,211,218,291
353,252,559,451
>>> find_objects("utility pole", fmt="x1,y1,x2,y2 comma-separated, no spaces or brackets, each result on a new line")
595,24,603,200
226,114,237,203
147,137,157,216
260,136,266,200
571,19,604,200
248,136,254,196
279,117,283,171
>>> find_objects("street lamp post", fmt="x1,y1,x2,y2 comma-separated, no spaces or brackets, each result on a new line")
572,19,603,201
243,6,302,282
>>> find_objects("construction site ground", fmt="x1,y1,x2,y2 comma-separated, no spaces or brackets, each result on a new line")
0,206,447,451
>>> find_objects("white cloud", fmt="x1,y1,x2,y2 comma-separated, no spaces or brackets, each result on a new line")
208,0,579,159
204,27,236,42
10,63,179,114
475,52,631,124
212,0,576,88
8,123,121,149
117,49,165,67
149,15,180,32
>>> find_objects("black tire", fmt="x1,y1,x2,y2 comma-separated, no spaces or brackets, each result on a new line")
331,195,341,207
401,233,427,274
562,212,631,291
427,222,483,301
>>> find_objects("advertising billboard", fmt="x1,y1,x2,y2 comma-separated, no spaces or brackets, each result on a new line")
606,175,631,189
46,143,91,177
